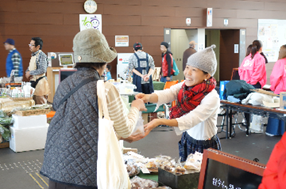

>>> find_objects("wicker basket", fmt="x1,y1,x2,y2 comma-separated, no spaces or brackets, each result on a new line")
9,96,33,101
14,108,51,116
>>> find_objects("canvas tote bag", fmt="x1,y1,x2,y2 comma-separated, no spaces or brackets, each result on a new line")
96,80,131,189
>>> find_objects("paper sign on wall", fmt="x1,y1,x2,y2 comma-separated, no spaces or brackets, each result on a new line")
234,44,239,53
207,8,213,27
115,35,129,47
79,14,102,32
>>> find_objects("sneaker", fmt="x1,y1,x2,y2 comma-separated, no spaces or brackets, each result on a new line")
265,132,274,137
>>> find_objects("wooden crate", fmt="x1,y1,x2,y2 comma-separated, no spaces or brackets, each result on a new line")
0,142,9,149
14,109,51,116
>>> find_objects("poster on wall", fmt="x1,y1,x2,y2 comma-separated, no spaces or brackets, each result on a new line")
115,35,129,47
117,53,133,80
79,14,102,32
207,8,213,27
258,19,286,62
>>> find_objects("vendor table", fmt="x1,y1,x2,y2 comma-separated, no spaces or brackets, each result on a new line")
220,100,286,139
137,171,158,182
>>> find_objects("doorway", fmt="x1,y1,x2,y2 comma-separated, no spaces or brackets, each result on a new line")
169,28,240,82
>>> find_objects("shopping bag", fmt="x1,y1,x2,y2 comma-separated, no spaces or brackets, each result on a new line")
172,58,180,76
250,115,264,133
97,80,131,189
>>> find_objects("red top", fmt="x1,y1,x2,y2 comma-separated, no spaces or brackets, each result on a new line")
259,133,286,189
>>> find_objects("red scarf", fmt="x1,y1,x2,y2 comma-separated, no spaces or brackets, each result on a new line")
169,77,216,119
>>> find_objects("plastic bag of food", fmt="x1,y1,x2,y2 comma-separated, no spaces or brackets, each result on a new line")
183,152,203,172
131,111,144,135
130,176,158,189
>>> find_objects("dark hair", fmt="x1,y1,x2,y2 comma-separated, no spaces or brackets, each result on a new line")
31,37,43,49
203,70,208,75
106,65,112,71
246,44,252,57
74,63,106,69
251,40,262,59
133,42,143,51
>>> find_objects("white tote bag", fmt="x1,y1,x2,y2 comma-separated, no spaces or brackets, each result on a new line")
96,80,131,189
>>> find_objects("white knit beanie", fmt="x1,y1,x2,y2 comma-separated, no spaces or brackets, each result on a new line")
186,44,217,76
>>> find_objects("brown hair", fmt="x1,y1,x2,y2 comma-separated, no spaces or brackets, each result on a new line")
278,45,286,60
251,40,262,59
246,44,252,57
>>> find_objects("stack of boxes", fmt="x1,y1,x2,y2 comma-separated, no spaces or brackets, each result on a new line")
9,114,49,152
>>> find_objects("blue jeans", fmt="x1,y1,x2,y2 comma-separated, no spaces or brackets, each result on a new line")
160,76,173,83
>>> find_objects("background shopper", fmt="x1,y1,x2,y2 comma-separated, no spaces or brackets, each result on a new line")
25,37,50,104
160,42,174,82
128,42,155,94
3,38,23,78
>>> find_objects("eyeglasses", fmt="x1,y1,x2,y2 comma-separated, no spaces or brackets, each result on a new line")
28,44,35,47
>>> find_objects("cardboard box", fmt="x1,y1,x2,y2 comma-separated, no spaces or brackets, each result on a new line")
9,124,49,152
158,168,200,189
12,114,47,129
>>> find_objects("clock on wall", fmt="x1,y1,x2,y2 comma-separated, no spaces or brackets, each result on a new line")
84,0,97,14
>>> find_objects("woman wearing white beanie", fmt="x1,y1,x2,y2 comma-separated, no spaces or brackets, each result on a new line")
137,45,221,161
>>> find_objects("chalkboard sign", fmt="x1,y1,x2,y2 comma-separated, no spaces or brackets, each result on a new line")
198,149,266,189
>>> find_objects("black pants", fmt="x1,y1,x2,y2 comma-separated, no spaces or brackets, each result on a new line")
49,180,97,189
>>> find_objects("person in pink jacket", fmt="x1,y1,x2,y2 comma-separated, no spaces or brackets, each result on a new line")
270,44,286,94
239,40,267,88
266,45,286,137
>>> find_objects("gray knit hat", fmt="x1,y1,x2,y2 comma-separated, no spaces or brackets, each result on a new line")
73,29,117,63
186,44,217,76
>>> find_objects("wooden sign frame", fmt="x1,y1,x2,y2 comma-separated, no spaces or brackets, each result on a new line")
198,149,266,189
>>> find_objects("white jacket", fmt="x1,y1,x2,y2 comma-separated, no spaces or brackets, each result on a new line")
155,81,220,140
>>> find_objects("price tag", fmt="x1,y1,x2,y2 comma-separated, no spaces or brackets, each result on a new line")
140,165,150,174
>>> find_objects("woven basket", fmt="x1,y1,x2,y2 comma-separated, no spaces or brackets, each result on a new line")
14,108,51,116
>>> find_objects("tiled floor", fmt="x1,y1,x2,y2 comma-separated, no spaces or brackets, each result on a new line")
0,116,282,189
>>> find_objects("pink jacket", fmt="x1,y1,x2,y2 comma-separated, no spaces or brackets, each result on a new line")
270,58,286,94
239,53,266,88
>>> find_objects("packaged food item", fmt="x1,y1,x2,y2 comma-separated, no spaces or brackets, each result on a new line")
183,152,203,172
125,163,140,177
130,176,158,189
174,166,186,175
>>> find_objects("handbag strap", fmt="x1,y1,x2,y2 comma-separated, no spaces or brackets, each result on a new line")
56,77,97,109
97,80,110,120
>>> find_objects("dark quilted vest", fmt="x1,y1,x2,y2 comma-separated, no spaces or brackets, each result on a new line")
40,67,100,188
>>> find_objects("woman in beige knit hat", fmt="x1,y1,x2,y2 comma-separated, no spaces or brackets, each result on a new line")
40,29,146,189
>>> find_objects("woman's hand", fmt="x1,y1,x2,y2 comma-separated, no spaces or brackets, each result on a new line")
144,119,161,136
135,93,150,103
131,99,147,111
122,133,145,143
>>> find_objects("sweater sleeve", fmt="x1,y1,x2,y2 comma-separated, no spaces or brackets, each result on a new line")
105,82,139,138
